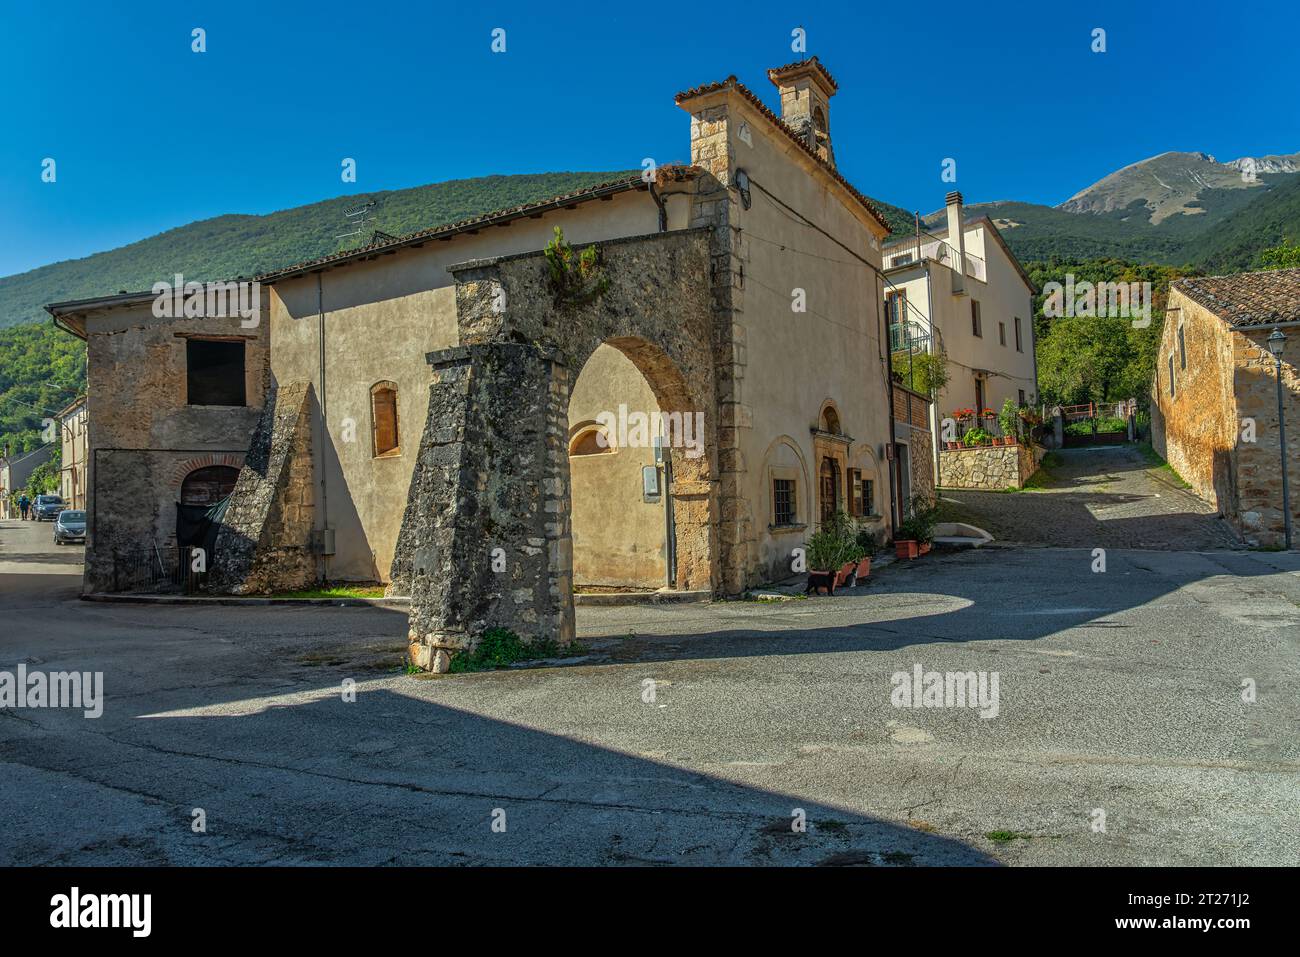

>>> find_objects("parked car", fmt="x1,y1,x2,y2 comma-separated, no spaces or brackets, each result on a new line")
33,494,66,521
53,509,86,545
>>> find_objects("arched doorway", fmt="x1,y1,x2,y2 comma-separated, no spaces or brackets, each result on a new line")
565,335,714,594
567,344,668,591
180,465,239,506
177,465,239,550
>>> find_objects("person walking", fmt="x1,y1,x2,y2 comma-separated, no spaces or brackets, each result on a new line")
19,493,30,521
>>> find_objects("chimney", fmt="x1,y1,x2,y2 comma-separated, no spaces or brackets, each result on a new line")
767,57,838,168
945,190,966,295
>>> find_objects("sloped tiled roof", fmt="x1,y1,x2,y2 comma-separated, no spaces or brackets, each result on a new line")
674,74,890,232
257,166,701,282
1173,268,1300,327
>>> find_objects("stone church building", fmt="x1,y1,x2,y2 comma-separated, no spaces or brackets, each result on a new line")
49,58,934,670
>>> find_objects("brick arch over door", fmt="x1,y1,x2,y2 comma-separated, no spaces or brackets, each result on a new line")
396,228,724,672
169,454,246,491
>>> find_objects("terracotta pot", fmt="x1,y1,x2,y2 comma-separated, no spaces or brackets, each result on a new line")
855,556,871,579
835,561,857,587
895,540,920,560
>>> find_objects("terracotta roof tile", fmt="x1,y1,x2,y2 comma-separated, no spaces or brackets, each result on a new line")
766,56,839,92
674,75,889,232
258,166,700,282
1173,268,1300,327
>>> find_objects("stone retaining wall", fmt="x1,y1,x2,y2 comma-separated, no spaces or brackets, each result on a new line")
939,443,1045,491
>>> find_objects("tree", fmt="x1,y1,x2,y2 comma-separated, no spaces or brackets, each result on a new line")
1259,239,1300,271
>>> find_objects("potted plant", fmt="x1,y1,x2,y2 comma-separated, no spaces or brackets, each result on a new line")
806,512,870,593
894,496,937,559
805,531,845,595
998,398,1019,446
964,426,992,447
852,528,874,582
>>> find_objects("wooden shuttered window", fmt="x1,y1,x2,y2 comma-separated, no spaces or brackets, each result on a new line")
372,383,399,456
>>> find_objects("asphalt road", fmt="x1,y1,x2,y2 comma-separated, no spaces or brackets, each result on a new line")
1,517,1297,866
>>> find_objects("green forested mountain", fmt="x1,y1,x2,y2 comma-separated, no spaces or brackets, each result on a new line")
0,172,641,332
919,172,1300,269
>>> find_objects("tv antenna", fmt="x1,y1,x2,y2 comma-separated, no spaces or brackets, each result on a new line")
336,200,377,242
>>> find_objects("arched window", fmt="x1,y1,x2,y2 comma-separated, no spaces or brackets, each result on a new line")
371,382,399,457
180,465,239,506
569,424,614,457
820,406,841,435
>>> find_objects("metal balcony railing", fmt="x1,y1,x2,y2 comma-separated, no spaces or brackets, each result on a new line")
883,237,986,282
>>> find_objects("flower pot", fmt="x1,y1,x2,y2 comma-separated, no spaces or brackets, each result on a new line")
945,441,957,450
835,561,857,587
895,540,920,560
855,556,871,579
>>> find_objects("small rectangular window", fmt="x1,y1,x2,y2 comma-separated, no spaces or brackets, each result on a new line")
1178,326,1186,370
1015,317,1023,352
773,478,796,526
1168,354,1176,399
186,339,246,407
999,321,1006,346
971,300,982,337
1018,389,1026,406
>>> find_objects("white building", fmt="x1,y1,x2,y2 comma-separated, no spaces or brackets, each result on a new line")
881,191,1039,473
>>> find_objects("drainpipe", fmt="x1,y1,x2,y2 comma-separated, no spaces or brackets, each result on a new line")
317,272,331,581
877,270,898,541
648,182,668,232
663,448,676,588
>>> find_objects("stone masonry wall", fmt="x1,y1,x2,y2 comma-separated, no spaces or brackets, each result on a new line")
394,344,571,673
1231,327,1300,546
208,381,316,594
397,229,720,671
939,443,1043,491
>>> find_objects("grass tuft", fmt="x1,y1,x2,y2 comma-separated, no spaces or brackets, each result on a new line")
448,627,586,673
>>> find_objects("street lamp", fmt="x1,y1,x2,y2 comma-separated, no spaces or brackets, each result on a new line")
1267,327,1292,549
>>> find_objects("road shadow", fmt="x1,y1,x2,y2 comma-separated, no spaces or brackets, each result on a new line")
0,684,998,867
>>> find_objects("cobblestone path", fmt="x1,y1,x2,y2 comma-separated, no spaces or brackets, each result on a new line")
939,446,1242,550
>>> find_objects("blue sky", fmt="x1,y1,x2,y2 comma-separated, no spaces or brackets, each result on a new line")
1,0,1296,278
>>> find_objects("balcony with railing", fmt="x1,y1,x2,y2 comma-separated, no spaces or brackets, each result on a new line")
882,236,986,282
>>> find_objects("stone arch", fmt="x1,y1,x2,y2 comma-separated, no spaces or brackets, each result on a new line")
564,335,713,593
397,228,721,671
817,398,844,435
759,434,810,528
568,420,615,455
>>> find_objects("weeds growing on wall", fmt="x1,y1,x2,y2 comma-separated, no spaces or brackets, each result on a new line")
544,226,610,307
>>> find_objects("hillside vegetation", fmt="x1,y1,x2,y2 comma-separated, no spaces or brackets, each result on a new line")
0,172,640,332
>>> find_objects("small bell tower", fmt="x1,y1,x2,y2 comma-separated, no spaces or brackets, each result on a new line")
767,56,838,167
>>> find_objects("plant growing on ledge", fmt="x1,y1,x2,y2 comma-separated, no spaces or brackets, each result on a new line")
912,350,950,398
544,226,610,307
